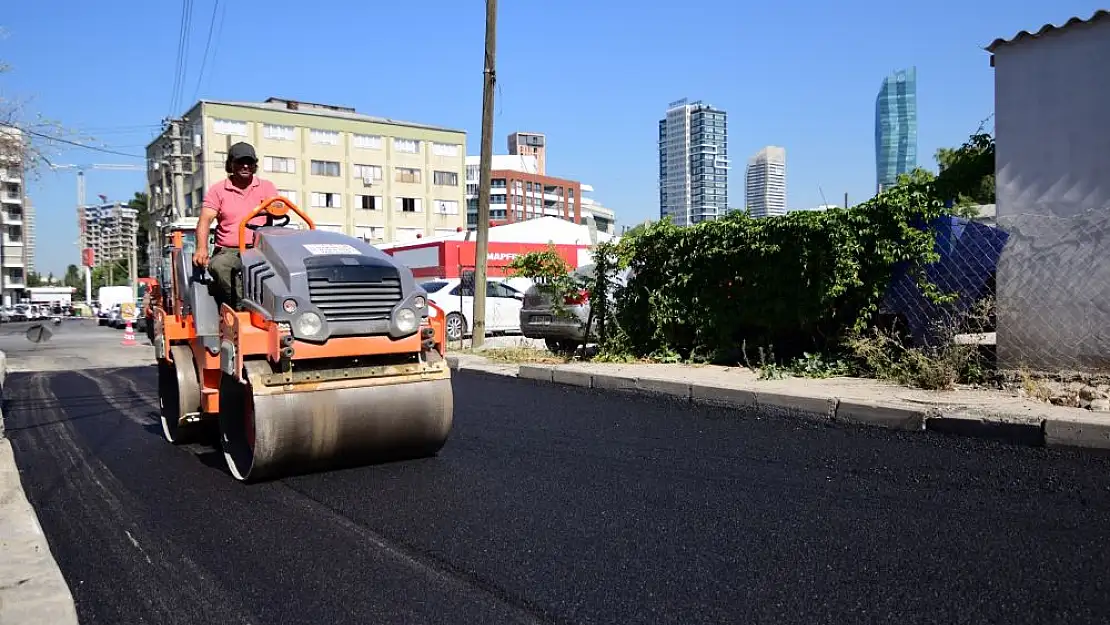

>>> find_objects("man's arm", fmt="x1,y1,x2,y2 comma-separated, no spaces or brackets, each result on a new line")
193,194,219,266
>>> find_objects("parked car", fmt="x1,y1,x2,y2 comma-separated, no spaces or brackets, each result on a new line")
421,278,525,342
519,263,632,353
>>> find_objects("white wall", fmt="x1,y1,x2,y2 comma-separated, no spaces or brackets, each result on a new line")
994,18,1110,371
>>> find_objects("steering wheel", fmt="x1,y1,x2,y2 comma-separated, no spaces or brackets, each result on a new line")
245,213,290,231
238,197,316,254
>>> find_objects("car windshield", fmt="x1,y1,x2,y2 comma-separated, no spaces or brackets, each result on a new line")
420,281,449,293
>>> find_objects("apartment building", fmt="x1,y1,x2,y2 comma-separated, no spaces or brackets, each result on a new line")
146,97,467,245
463,155,617,234
0,127,27,305
658,98,729,226
507,132,546,175
84,202,139,267
23,195,35,274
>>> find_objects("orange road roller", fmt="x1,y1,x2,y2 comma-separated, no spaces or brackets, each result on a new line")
151,197,453,482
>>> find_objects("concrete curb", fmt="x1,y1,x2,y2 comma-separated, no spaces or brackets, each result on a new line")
449,357,1110,453
0,350,80,625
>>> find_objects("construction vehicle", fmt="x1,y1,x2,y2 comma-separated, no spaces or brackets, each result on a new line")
151,197,453,482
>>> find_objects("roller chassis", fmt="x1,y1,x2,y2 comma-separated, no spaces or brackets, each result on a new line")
152,197,454,482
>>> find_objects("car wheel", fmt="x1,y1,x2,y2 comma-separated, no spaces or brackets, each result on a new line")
445,313,466,342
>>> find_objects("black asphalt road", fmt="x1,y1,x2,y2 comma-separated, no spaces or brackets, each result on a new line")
6,366,1110,624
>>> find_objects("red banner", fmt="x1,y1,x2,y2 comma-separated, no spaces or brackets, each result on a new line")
82,248,95,268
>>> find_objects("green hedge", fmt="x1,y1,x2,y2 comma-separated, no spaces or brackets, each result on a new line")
603,133,995,362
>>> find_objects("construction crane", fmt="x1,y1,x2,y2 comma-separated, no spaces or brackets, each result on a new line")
50,163,146,304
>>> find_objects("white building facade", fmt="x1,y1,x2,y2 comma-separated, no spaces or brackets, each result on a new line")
658,98,729,226
0,127,28,305
987,9,1110,372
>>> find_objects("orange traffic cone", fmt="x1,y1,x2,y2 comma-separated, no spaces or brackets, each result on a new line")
121,319,137,346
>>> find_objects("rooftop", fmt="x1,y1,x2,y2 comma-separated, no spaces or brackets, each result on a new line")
985,9,1110,52
196,97,466,134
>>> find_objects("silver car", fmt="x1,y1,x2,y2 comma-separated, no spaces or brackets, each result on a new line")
518,263,630,353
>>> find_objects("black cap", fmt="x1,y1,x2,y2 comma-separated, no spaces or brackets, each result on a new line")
228,142,257,162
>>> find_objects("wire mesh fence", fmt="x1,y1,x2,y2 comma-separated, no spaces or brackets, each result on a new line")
879,210,1110,376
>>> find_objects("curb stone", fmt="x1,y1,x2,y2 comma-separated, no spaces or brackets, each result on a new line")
0,350,80,625
448,357,1110,452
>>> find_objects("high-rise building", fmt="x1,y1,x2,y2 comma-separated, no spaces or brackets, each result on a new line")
875,67,918,193
507,132,546,175
83,202,139,269
22,195,34,274
658,98,729,226
146,97,467,245
745,146,787,218
0,127,28,305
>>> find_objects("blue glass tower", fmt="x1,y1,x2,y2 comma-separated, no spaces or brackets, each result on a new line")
874,67,918,193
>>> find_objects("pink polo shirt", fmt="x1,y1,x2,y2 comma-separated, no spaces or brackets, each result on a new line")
201,176,280,248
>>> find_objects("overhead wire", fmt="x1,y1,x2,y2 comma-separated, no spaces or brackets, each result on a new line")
191,0,221,102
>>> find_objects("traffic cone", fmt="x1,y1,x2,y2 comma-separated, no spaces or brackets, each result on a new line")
121,320,137,346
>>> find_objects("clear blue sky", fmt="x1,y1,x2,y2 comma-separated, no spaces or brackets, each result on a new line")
0,0,1100,277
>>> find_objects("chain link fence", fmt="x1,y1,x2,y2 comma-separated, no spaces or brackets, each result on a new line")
879,210,1110,376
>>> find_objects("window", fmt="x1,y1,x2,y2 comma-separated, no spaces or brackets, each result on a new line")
432,143,460,157
433,171,458,186
394,197,423,213
310,129,339,145
263,156,296,174
277,190,298,205
353,134,382,149
393,138,419,154
311,160,341,176
357,195,381,210
395,167,421,184
355,226,385,242
212,119,247,135
420,280,449,293
263,124,295,141
394,227,422,242
316,223,344,233
433,200,459,215
311,192,342,208
353,164,382,182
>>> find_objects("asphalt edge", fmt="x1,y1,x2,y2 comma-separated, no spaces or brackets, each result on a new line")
447,357,1110,453
0,350,81,625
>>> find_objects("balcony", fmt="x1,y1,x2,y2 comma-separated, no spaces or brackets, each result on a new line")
3,276,25,290
2,210,22,226
2,254,23,268
0,169,20,184
1,193,21,205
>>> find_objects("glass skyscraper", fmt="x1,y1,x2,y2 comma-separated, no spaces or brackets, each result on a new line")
658,98,729,226
874,67,918,193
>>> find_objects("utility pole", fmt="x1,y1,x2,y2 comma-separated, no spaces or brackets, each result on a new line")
170,119,186,223
471,0,497,348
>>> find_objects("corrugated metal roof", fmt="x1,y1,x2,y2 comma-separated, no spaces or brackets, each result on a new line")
985,9,1110,51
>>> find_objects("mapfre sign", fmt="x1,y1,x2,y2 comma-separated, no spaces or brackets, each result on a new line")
384,240,586,279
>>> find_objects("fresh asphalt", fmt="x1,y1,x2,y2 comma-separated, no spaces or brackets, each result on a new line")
4,331,1110,624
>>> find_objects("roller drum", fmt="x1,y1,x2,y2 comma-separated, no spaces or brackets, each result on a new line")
219,362,453,482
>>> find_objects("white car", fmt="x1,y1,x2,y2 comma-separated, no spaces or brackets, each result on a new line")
420,278,524,342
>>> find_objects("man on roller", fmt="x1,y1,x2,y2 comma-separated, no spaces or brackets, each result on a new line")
193,142,278,310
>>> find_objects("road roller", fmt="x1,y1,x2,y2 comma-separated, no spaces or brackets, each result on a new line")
151,196,453,482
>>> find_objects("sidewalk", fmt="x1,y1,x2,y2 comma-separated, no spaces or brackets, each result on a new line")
447,353,1110,452
0,349,80,625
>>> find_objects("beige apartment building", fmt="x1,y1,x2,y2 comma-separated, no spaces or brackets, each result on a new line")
147,98,467,244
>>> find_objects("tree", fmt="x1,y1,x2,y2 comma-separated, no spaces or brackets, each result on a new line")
128,191,150,273
25,271,42,287
1,30,108,177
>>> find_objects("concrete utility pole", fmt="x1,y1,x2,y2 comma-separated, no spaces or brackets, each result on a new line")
471,0,497,348
170,119,186,223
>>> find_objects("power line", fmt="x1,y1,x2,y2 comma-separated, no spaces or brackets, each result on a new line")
168,0,194,115
4,125,144,159
192,0,221,102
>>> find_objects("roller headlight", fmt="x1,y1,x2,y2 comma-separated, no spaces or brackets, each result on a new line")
394,308,418,333
295,311,323,337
